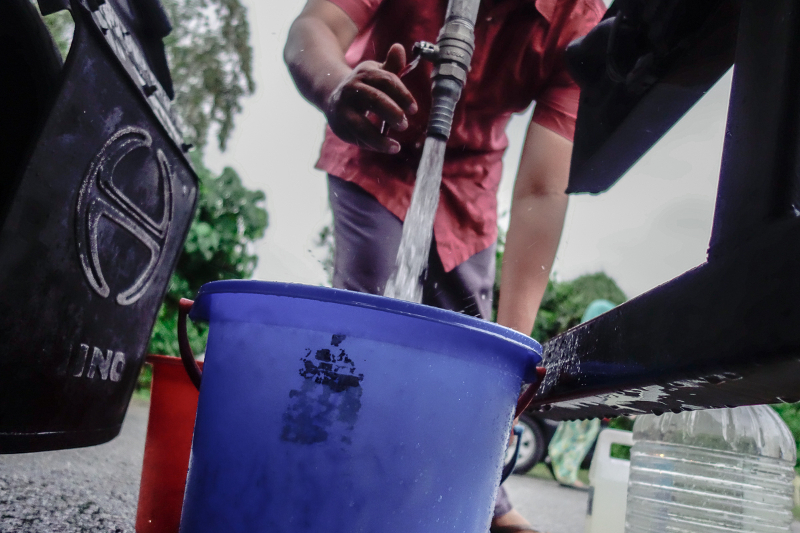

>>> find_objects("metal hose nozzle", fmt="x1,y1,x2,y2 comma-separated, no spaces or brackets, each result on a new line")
426,0,480,140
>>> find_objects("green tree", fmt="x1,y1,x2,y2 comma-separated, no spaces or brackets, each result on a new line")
39,7,71,57
492,230,627,341
39,0,255,152
162,0,255,151
770,403,800,467
148,152,267,358
531,273,627,343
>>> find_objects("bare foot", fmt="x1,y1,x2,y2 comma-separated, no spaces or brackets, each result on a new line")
559,479,589,491
491,509,540,532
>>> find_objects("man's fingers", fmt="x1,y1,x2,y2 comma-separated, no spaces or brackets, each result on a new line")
344,83,408,130
325,47,420,151
346,112,401,153
352,59,418,115
382,43,407,75
364,50,417,114
366,71,418,116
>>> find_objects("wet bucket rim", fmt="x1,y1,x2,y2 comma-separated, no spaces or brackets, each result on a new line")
190,280,542,357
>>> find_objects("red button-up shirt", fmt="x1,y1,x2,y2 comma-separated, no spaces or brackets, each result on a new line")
316,0,605,272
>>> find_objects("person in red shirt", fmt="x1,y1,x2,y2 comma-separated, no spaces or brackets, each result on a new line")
285,0,604,530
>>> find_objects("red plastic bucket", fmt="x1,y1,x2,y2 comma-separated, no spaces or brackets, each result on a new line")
136,355,203,533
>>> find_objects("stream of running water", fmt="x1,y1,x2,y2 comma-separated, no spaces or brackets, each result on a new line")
383,136,447,303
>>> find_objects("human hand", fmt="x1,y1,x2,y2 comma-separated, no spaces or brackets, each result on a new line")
324,43,418,154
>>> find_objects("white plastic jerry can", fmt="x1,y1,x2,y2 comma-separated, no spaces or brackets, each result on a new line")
585,429,634,533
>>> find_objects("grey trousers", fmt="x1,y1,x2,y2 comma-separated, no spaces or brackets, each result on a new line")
327,175,513,519
327,175,496,319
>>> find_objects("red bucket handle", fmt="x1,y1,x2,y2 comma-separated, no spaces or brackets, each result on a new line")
177,297,548,409
515,366,547,419
178,298,202,390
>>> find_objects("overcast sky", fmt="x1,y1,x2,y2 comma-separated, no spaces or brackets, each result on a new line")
206,0,733,299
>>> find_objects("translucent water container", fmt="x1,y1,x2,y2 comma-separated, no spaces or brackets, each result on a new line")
625,405,796,533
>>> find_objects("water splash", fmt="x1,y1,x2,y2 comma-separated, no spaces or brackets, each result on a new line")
384,137,447,303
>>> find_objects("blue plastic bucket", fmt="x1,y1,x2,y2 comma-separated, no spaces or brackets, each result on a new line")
178,281,542,533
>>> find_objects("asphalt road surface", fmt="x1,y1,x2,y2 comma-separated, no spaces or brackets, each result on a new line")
504,476,588,533
1,399,796,533
0,398,148,532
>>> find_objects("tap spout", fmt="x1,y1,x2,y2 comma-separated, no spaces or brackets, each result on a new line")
426,0,481,140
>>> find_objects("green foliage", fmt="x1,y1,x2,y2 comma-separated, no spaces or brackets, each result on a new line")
38,0,255,152
771,403,800,467
180,152,267,285
608,416,635,432
532,273,627,343
38,6,72,58
610,442,632,461
492,228,625,340
316,223,335,286
490,225,507,323
148,152,267,356
137,363,153,394
163,0,255,151
492,227,626,340
608,416,635,459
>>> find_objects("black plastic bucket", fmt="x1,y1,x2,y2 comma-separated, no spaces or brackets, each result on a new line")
0,0,197,452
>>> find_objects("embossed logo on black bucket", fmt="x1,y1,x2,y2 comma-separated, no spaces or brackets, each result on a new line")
75,127,174,306
281,335,364,445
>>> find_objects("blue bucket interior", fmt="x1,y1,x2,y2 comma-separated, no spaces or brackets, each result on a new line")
181,281,542,533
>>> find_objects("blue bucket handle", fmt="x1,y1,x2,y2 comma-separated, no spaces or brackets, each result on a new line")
500,425,525,484
177,297,547,417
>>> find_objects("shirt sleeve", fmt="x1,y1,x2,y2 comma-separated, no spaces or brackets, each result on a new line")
531,68,580,142
532,0,606,142
327,0,384,31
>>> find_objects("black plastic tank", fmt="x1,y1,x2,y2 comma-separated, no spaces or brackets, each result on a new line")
0,0,198,452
